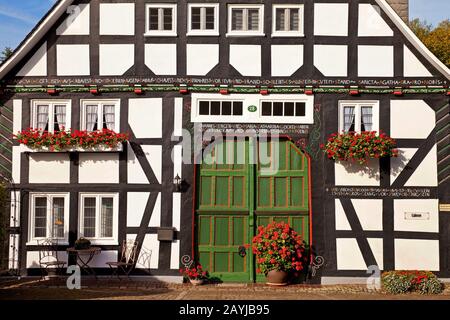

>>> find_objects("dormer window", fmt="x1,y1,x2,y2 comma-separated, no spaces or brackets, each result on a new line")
188,4,219,36
227,4,264,37
145,4,177,36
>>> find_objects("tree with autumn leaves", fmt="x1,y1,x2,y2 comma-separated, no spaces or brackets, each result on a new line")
409,19,450,68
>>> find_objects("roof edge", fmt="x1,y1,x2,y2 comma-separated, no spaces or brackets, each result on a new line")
376,0,450,81
0,0,75,79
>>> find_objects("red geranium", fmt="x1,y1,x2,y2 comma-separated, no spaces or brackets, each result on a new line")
321,131,398,165
252,221,307,275
14,128,129,151
179,264,209,280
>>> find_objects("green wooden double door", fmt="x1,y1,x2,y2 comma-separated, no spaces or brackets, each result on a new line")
196,139,310,282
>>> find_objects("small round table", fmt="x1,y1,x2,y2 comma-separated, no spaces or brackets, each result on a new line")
66,247,101,278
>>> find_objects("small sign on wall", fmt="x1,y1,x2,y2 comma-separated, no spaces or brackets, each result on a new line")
404,212,430,220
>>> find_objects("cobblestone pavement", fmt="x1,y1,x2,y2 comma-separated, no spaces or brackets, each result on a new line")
1,278,450,300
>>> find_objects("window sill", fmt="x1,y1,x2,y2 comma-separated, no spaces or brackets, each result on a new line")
226,32,266,38
144,32,177,37
187,31,220,37
83,239,119,246
27,240,69,246
271,33,305,38
22,143,124,153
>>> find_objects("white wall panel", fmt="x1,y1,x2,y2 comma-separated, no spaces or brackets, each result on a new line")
314,3,349,36
56,3,90,35
145,44,177,75
142,145,162,184
12,99,22,136
358,45,394,77
99,3,135,35
78,153,119,184
368,238,384,270
334,159,380,186
394,199,439,233
127,192,150,227
390,148,418,185
271,45,303,77
99,44,134,76
335,199,351,231
395,239,439,271
358,4,393,36
174,98,183,137
17,42,47,77
352,199,383,231
314,45,348,76
336,238,367,270
127,145,149,184
186,44,219,76
56,44,90,76
404,45,432,77
390,100,435,139
229,45,261,77
129,98,162,138
170,240,180,270
12,146,21,184
29,154,70,184
405,145,438,187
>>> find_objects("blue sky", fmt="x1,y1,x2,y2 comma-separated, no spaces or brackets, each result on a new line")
0,0,449,50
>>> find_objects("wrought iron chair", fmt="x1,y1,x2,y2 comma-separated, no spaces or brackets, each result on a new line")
106,240,139,280
38,238,67,279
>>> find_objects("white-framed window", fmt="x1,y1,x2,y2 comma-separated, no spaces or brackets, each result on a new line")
145,4,177,36
191,93,314,124
80,100,120,132
79,193,118,245
31,100,71,133
227,4,264,37
261,101,306,117
272,5,304,37
338,101,380,133
28,193,70,244
187,3,219,36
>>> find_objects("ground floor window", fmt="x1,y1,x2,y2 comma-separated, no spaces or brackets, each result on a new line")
79,193,118,245
29,193,69,243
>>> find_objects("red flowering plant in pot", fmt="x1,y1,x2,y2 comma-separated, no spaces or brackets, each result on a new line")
252,222,307,286
179,264,209,286
320,131,398,165
14,128,129,151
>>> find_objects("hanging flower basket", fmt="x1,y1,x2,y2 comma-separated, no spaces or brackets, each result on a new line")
320,131,398,165
14,128,129,152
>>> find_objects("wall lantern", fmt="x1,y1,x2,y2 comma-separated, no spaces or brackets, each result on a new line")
173,173,182,192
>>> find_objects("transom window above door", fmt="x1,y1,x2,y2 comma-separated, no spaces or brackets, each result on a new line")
338,101,379,133
31,100,71,133
272,5,304,37
80,100,120,132
146,4,177,36
228,4,264,36
188,3,219,36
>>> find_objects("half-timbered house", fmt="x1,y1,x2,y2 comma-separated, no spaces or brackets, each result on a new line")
0,0,449,283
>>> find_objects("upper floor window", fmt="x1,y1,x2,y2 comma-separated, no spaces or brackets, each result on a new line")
261,101,306,117
79,193,118,245
29,193,69,244
188,4,219,36
146,4,177,36
272,5,304,37
31,100,71,133
80,100,120,132
228,4,264,36
199,100,244,116
339,101,379,133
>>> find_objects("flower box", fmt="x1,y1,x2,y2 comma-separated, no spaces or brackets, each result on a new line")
22,143,124,153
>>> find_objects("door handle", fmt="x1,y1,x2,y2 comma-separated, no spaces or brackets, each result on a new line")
238,246,247,257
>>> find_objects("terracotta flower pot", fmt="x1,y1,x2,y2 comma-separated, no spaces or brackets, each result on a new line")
266,270,289,286
190,279,205,286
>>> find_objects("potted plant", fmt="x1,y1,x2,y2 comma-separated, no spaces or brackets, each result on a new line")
74,237,91,250
179,264,209,285
252,222,306,286
320,131,398,165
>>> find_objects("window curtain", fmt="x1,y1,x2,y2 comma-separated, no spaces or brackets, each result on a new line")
54,105,66,132
100,198,113,238
247,9,259,31
361,107,373,131
52,198,65,238
36,105,49,131
232,9,243,30
276,9,285,31
86,105,98,131
83,198,96,238
290,9,299,31
34,197,47,238
103,105,115,130
343,106,355,132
